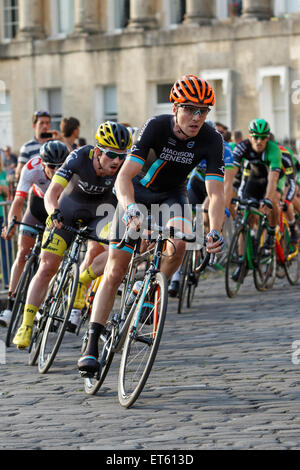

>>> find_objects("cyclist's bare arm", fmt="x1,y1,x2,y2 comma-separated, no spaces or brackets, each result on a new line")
115,159,142,210
2,196,25,239
44,181,65,229
265,170,280,201
224,166,238,209
206,179,225,234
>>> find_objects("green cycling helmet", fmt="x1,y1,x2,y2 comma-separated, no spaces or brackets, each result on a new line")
248,118,270,136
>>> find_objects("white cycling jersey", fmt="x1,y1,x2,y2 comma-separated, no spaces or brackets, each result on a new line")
15,156,50,199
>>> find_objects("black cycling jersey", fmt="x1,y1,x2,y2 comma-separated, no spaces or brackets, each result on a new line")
45,145,119,253
128,115,225,192
233,139,282,182
53,145,117,204
279,145,297,202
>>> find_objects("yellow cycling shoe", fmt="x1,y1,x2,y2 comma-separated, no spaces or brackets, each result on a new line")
73,282,87,310
13,325,33,350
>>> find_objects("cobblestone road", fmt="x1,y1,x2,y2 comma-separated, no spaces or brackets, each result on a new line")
1,270,300,450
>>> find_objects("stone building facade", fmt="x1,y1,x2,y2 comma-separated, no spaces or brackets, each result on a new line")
0,0,300,152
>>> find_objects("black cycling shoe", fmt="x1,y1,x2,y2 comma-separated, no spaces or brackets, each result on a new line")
231,265,242,282
168,280,179,297
77,355,100,377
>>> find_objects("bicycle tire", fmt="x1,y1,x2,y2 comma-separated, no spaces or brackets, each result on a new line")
225,225,247,298
283,225,300,285
28,275,58,366
177,251,190,314
5,256,37,348
118,271,168,408
38,263,79,374
187,249,202,308
83,324,116,395
253,226,276,291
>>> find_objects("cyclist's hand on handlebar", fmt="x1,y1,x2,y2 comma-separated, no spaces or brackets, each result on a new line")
260,197,273,214
123,203,144,232
1,224,15,240
206,229,225,254
47,208,64,230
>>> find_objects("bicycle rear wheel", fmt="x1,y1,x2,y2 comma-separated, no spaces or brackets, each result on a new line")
38,263,79,374
118,272,168,408
225,225,247,298
6,256,37,348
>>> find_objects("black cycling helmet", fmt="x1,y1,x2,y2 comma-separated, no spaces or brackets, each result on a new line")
95,121,133,151
40,140,69,165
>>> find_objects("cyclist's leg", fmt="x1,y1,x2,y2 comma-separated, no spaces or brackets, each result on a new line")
158,191,193,280
13,228,68,349
77,205,132,372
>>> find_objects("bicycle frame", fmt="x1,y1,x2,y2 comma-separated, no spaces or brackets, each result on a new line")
237,203,269,271
275,211,299,264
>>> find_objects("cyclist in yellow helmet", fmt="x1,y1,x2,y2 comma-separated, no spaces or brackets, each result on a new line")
13,121,132,349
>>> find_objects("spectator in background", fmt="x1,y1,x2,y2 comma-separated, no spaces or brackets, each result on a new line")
60,117,80,152
215,122,228,137
15,110,59,180
2,146,17,176
78,138,87,147
0,158,10,288
229,130,243,151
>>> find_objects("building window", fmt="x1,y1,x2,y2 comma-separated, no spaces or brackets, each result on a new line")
103,85,118,121
107,0,130,31
274,0,300,16
201,69,233,130
162,0,186,27
51,0,74,37
39,88,62,131
3,0,18,40
170,0,186,25
152,83,173,115
0,89,13,148
216,1,242,19
257,66,291,142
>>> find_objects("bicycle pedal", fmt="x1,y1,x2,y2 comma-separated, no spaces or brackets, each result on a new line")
79,370,96,379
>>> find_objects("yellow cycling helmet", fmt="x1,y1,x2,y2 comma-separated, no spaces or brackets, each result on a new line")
95,121,133,151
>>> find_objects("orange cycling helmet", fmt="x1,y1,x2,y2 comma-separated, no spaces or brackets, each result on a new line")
170,75,215,106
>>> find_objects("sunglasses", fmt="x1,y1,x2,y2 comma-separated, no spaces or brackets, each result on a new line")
250,134,269,141
97,146,127,160
34,110,50,117
178,105,211,116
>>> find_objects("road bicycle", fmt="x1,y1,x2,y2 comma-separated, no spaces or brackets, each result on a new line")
4,217,45,347
177,246,204,314
225,198,276,298
28,222,108,373
274,209,299,285
80,218,210,408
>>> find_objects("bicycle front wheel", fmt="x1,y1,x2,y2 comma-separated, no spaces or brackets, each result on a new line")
187,249,202,308
118,272,168,408
253,227,276,291
6,256,37,348
283,225,300,285
225,225,247,298
83,323,116,395
38,263,79,374
177,251,190,314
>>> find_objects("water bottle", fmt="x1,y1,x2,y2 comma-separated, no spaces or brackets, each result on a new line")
125,280,143,313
